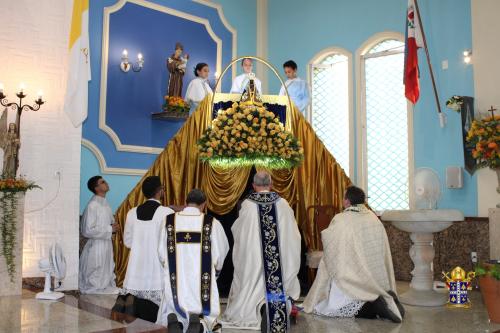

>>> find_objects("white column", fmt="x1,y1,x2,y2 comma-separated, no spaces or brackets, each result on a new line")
408,233,435,290
399,231,448,307
489,208,500,260
256,0,268,94
472,0,500,216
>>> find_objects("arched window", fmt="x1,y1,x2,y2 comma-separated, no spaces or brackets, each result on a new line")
358,36,412,212
309,48,352,176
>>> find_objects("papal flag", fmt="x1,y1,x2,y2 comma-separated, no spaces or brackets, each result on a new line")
64,0,90,127
404,0,424,104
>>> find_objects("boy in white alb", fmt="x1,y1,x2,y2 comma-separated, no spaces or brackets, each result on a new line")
278,60,310,115
113,176,174,322
230,58,262,94
185,63,213,115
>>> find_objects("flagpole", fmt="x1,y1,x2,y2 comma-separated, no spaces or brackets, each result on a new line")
413,0,443,116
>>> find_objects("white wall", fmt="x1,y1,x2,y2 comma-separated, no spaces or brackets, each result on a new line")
0,0,80,289
471,0,500,216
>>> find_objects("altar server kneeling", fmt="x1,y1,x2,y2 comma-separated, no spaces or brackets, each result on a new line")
112,176,174,322
157,189,229,333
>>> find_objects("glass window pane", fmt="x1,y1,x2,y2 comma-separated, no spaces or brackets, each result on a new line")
311,54,350,176
368,39,404,54
364,47,409,211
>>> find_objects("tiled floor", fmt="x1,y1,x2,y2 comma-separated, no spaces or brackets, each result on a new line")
0,283,499,333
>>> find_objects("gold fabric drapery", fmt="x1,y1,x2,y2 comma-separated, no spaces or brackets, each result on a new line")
112,95,351,286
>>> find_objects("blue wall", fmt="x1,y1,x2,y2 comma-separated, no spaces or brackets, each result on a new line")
106,2,218,149
215,0,257,57
80,146,141,212
267,0,476,215
80,0,257,213
84,0,236,171
81,0,477,215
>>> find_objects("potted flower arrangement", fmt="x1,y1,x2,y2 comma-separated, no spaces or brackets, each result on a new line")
475,262,500,323
198,102,304,169
0,176,39,282
162,95,190,119
446,95,464,112
466,114,500,206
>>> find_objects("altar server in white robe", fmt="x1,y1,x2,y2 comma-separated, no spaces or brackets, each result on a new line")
157,189,229,333
303,186,404,323
230,58,262,94
185,63,213,115
115,176,174,322
79,176,119,294
279,60,310,115
222,171,301,332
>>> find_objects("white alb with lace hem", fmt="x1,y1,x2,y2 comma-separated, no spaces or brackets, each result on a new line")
313,279,365,317
119,288,163,305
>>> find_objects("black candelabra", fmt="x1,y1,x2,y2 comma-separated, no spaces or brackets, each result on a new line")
0,86,45,176
0,87,45,139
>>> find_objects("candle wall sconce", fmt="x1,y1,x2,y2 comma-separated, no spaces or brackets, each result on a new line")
120,49,144,72
463,50,472,65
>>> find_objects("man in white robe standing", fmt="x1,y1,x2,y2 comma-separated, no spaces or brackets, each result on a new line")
157,189,229,333
113,176,174,322
79,176,119,294
278,60,310,115
303,186,404,323
230,58,262,94
222,171,301,332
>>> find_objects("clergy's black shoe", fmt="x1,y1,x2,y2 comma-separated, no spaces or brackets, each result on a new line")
186,313,203,333
355,301,377,319
387,290,405,318
260,304,268,333
167,313,183,333
372,296,402,323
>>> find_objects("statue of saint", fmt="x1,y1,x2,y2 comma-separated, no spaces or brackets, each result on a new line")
240,73,263,106
167,42,189,97
0,109,20,178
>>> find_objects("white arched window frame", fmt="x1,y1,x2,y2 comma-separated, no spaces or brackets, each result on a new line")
307,47,354,178
356,32,415,212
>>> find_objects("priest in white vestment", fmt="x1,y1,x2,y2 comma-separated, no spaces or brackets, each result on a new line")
230,58,262,94
79,176,119,294
157,189,229,333
303,186,404,323
115,176,174,322
222,171,301,332
278,60,310,115
185,63,213,115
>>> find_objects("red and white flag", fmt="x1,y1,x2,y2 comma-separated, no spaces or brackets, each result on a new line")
404,0,424,104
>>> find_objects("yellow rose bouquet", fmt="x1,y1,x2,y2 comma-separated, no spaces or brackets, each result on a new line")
198,102,304,169
163,95,190,113
467,114,500,169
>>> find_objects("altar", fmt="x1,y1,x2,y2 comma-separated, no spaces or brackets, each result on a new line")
111,82,352,289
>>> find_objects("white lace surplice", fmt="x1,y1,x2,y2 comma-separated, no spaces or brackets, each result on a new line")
313,279,364,317
120,203,174,305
